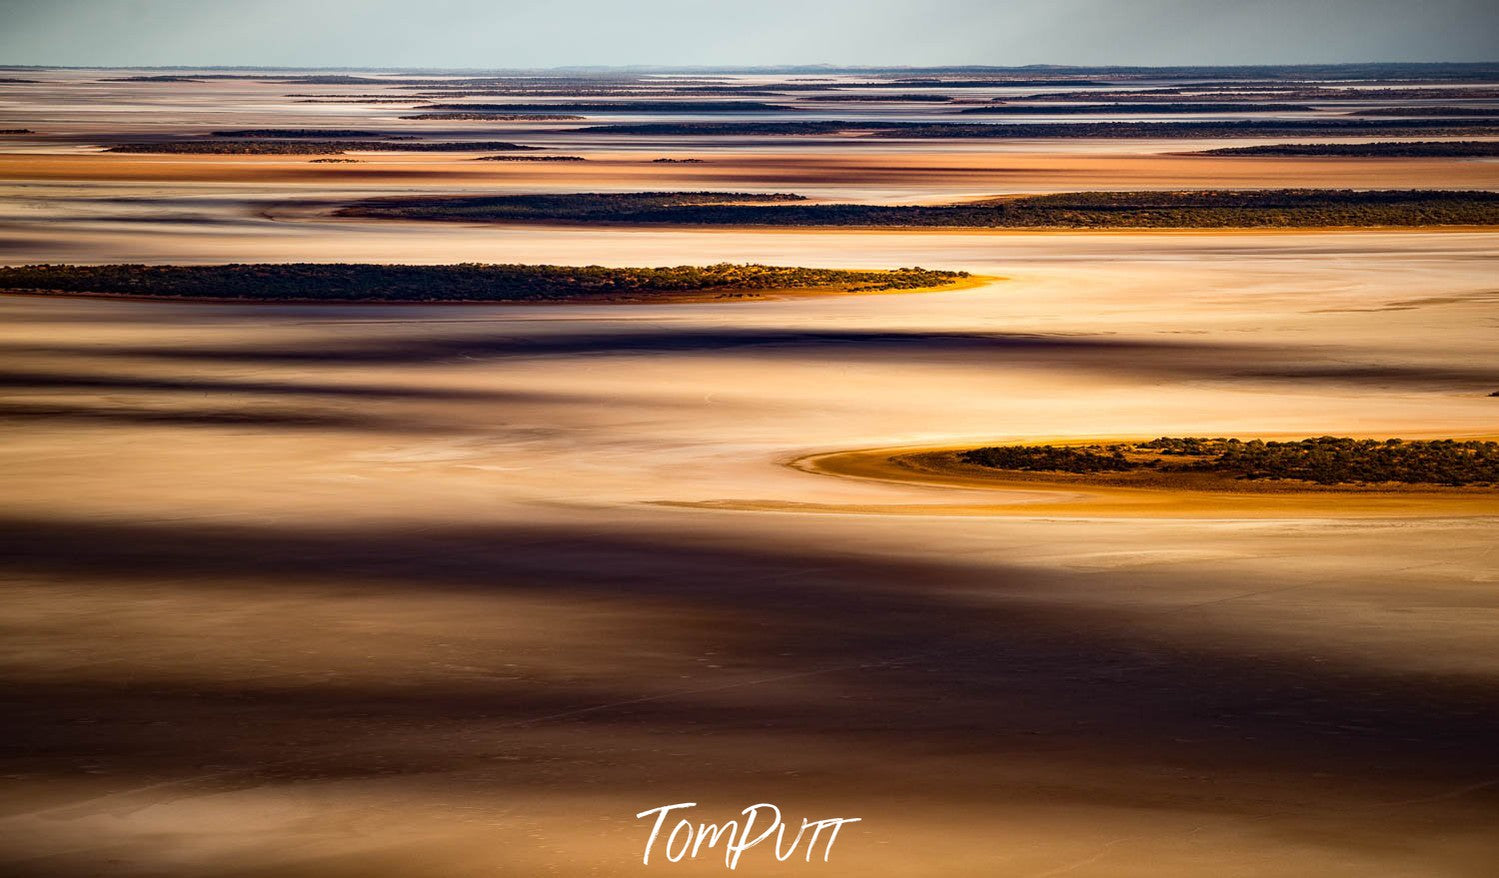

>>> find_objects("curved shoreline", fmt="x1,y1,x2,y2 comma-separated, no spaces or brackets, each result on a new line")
739,444,1499,519
327,215,1499,235
0,274,995,307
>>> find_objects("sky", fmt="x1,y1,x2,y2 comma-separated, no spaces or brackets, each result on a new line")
0,0,1495,69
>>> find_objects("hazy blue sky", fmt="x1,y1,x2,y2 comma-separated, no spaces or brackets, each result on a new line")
1,0,1495,68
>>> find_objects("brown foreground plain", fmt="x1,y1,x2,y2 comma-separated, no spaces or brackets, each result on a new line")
1,69,1498,877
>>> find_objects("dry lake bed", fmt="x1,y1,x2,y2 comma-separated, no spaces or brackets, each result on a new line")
2,66,1498,877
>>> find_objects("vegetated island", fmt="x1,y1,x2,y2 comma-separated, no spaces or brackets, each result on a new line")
813,93,954,102
0,263,970,304
399,113,585,121
1019,87,1499,102
336,189,1499,229
958,102,1315,114
295,98,421,104
473,155,587,162
210,129,389,138
578,119,1499,138
884,78,1107,88
931,437,1499,490
1196,141,1499,157
414,101,798,113
106,140,541,155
